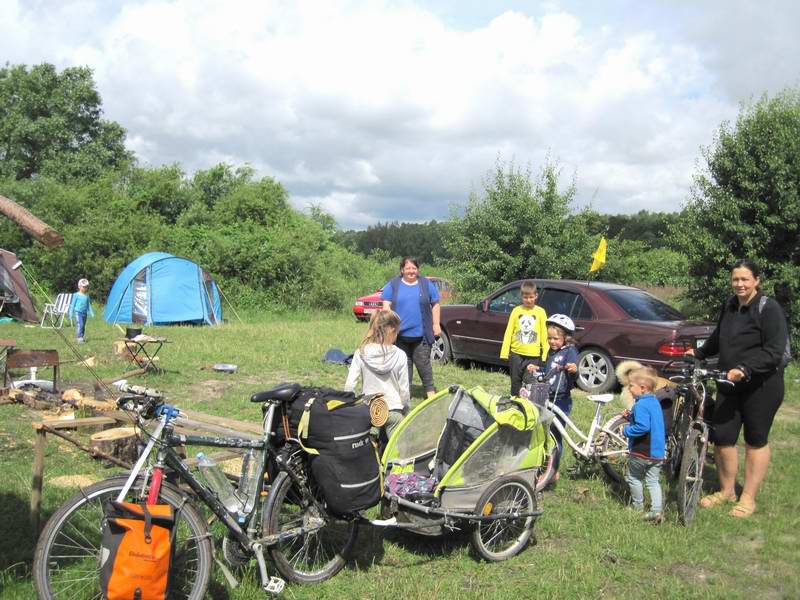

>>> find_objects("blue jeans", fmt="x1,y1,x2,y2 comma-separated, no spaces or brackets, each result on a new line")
75,311,87,339
625,456,663,513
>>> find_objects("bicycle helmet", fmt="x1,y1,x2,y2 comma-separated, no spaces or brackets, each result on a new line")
546,313,575,333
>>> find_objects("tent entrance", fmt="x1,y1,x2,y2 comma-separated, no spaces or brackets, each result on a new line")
132,269,149,324
201,270,218,325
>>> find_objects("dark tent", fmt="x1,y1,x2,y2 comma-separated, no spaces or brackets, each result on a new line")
0,249,37,322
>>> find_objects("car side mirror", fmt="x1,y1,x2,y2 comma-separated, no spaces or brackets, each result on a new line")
479,299,488,312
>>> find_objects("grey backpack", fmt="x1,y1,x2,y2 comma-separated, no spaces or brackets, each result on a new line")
757,296,792,368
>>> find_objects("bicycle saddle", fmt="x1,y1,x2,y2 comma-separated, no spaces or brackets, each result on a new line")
587,394,614,404
251,382,302,403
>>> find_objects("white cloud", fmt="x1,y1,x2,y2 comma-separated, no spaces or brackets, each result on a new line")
1,0,797,227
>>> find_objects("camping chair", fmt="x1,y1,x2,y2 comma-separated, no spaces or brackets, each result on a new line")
40,293,73,329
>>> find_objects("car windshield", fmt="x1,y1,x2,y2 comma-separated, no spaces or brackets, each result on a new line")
605,289,685,321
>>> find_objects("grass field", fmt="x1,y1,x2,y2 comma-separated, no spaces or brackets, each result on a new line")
1,313,798,599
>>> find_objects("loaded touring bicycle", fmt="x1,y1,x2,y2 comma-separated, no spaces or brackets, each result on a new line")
33,383,552,598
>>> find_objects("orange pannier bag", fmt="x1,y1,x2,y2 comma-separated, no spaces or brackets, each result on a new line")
100,501,175,600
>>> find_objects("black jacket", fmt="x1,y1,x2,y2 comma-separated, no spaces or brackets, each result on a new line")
695,291,789,378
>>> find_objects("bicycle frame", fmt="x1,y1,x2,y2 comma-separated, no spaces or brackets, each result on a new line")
547,398,626,461
119,401,276,541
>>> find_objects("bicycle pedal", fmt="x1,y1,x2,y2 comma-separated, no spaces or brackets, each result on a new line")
264,576,285,595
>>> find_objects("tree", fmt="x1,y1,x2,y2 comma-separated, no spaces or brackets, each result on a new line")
443,159,597,300
0,63,131,181
673,89,800,349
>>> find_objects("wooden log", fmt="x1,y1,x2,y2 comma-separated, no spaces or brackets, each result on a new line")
96,367,147,387
179,408,263,435
0,195,64,249
90,427,140,464
173,420,262,441
35,416,118,431
37,423,132,468
30,428,47,537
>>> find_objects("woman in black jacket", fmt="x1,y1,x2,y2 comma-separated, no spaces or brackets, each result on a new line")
687,259,789,518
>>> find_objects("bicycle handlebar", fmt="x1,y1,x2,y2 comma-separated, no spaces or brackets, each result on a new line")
115,384,169,420
118,383,163,399
663,360,732,388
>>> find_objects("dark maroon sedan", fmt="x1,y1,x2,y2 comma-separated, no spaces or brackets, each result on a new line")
433,279,715,393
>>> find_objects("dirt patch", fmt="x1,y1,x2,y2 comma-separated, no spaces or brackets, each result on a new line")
722,530,766,551
775,404,800,423
666,563,724,586
219,457,243,477
769,439,797,450
50,474,98,488
186,379,232,402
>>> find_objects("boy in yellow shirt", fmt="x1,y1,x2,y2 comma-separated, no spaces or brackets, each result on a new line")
500,281,548,396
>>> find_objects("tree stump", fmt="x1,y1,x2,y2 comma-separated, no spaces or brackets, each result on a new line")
89,427,140,464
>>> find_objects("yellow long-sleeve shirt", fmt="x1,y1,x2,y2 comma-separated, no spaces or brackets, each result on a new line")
500,305,549,360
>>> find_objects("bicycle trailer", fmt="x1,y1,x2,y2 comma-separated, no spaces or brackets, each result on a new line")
376,385,551,560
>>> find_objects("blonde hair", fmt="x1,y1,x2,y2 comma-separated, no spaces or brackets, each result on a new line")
360,309,401,350
547,324,574,345
520,280,537,295
629,366,658,391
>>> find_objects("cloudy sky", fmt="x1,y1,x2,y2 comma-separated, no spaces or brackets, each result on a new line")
3,0,799,229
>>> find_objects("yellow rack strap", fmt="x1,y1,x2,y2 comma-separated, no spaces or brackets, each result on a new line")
297,396,319,455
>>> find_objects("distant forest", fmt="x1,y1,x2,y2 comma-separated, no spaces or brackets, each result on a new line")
335,211,682,264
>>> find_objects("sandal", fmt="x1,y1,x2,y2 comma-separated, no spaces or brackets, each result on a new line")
699,491,736,509
729,501,756,518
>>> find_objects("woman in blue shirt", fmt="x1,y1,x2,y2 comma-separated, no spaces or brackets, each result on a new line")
381,257,441,398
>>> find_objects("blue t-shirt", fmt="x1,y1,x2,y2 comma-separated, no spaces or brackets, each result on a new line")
69,293,94,318
381,278,440,338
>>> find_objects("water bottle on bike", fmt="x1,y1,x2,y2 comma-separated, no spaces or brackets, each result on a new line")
196,452,241,513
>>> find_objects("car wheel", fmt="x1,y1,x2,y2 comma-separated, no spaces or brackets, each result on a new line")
577,348,616,393
431,331,452,364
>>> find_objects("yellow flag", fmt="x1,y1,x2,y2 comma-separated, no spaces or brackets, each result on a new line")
589,237,607,273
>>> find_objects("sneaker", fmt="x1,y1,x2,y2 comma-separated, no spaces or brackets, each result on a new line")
77,337,85,343
643,511,663,524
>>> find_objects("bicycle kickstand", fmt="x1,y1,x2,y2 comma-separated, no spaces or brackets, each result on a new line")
252,542,286,596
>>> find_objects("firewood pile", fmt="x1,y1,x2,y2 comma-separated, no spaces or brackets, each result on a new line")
1,385,116,416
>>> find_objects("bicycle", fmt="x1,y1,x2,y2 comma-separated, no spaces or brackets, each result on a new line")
520,370,630,491
33,382,359,599
662,357,731,525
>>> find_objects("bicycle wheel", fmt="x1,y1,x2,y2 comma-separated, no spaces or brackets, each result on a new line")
535,431,561,492
668,393,692,479
598,414,630,484
264,471,358,584
33,475,212,600
470,475,537,562
677,427,707,526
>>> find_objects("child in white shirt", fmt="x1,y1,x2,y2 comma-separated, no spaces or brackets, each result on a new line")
345,309,410,441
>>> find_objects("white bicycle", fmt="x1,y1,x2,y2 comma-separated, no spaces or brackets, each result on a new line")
521,371,629,491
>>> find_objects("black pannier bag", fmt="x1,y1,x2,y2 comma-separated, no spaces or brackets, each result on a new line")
294,388,382,515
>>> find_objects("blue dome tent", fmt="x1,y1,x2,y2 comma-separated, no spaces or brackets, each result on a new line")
104,252,222,325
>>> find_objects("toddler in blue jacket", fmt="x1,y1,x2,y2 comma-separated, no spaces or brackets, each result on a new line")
623,366,665,523
68,278,94,343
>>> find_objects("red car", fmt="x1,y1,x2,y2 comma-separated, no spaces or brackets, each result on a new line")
353,277,453,321
433,279,715,393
